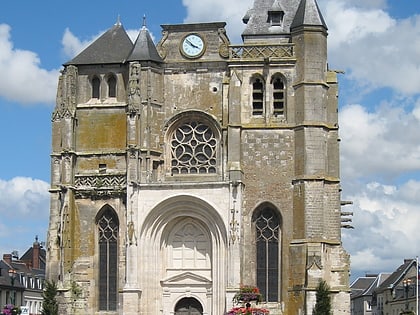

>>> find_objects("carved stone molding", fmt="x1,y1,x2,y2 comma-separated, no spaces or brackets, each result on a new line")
128,62,141,115
156,30,169,60
52,66,78,121
218,28,230,59
230,44,295,59
74,188,126,200
74,174,126,188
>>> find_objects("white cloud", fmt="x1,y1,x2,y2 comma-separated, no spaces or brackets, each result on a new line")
0,177,50,258
342,179,420,277
323,0,420,95
0,24,60,105
339,99,420,180
182,0,253,42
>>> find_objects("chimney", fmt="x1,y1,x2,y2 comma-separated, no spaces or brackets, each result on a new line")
3,254,12,265
32,236,40,269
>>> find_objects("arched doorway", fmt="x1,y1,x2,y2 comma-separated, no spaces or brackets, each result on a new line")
174,297,203,315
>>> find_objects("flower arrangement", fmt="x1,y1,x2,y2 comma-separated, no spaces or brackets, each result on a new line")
226,306,269,315
232,285,263,304
227,285,269,315
2,304,21,315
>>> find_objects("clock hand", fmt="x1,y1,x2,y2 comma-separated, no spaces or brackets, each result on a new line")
186,39,199,49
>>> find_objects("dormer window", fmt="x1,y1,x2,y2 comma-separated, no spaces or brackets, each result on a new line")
268,10,284,26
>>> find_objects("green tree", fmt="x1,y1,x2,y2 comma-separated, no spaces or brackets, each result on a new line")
41,280,58,315
313,280,332,315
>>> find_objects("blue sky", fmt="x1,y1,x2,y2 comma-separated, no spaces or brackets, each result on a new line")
0,0,419,281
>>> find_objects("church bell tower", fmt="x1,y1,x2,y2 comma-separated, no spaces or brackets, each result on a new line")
47,0,350,314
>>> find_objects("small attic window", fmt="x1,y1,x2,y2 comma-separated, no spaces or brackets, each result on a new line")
268,11,284,26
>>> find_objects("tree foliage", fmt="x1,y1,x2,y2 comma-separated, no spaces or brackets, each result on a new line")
313,280,332,315
41,280,58,315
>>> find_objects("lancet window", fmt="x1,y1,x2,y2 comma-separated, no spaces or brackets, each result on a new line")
252,77,264,116
253,206,280,302
97,206,119,311
92,76,100,99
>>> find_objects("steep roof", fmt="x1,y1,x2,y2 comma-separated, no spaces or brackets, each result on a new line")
127,26,163,63
65,22,133,65
242,0,326,39
375,259,416,293
350,273,391,299
20,246,46,270
291,0,327,29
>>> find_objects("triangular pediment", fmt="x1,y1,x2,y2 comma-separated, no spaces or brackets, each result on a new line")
161,271,212,286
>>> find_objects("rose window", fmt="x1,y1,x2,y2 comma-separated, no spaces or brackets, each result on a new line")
171,121,217,175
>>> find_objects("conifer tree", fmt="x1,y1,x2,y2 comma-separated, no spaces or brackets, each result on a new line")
41,280,58,315
313,280,332,315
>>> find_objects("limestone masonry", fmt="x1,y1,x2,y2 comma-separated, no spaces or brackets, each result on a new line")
47,0,351,314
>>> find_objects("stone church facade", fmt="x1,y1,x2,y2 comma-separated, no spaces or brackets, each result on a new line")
47,0,350,314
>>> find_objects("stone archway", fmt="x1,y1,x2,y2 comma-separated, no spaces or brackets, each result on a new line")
174,297,203,315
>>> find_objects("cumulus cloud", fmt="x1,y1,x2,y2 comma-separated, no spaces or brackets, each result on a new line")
182,0,253,42
0,24,60,105
0,177,50,258
339,100,420,180
322,0,420,95
342,179,420,276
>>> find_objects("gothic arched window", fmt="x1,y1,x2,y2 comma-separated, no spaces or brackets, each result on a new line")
170,120,218,175
97,206,119,311
253,206,280,302
272,76,285,116
92,76,100,99
107,75,117,98
252,77,264,116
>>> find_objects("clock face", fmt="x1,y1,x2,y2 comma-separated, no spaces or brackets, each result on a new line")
181,34,205,58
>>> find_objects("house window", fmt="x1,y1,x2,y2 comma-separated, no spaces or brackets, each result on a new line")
254,207,280,302
272,77,285,116
107,75,117,98
170,120,217,175
252,78,264,115
92,76,100,99
97,207,118,311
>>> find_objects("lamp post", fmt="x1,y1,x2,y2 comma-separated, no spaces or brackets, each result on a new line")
403,278,412,312
8,269,17,305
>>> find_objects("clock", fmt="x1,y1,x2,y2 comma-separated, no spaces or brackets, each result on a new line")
181,34,205,58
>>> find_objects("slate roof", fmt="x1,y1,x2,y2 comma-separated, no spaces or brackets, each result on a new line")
20,246,46,270
350,274,391,299
65,22,134,65
242,0,326,38
127,26,163,63
291,0,327,29
0,260,44,289
375,259,416,293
